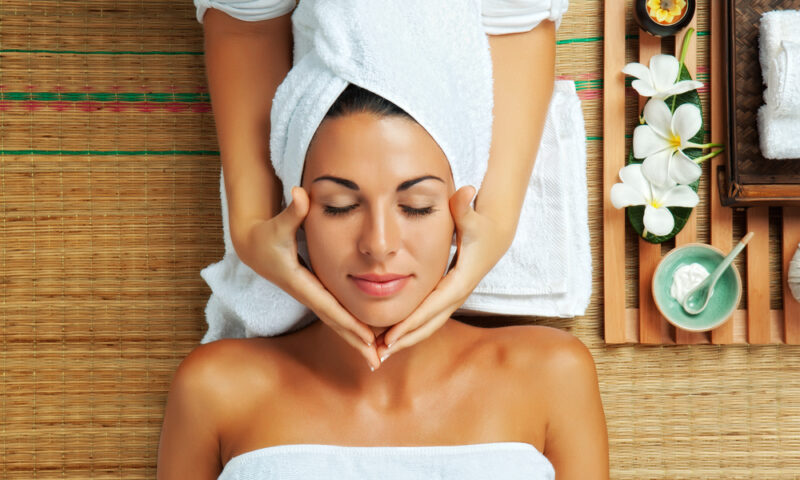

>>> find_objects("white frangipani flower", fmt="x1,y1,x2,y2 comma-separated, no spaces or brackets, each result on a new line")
611,163,699,237
623,54,703,100
633,99,704,188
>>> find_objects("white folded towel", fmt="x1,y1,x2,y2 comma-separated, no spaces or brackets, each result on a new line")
758,10,800,160
460,81,590,316
199,0,591,343
757,104,800,159
759,10,800,85
766,40,800,116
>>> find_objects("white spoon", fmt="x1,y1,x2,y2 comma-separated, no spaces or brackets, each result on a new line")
682,232,754,315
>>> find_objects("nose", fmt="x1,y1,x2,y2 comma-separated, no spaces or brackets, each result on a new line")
357,204,400,261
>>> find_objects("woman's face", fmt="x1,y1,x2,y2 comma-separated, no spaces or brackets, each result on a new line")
302,112,455,328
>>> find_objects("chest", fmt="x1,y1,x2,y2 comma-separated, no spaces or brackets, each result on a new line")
221,370,546,465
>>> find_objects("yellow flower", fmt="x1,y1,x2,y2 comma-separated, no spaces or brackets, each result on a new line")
647,0,686,24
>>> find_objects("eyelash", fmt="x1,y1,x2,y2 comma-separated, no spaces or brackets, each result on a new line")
322,205,435,218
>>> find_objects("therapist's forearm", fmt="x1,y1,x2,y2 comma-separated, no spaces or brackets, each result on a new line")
480,21,556,243
202,9,293,249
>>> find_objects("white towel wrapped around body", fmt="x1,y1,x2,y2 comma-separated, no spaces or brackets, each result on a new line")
199,0,591,343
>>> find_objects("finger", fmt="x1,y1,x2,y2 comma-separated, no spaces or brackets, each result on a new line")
383,275,465,347
275,186,310,235
449,185,476,224
449,186,479,250
290,267,377,346
378,310,451,361
330,324,381,371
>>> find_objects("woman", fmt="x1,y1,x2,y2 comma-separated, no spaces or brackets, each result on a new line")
197,0,563,369
157,85,608,479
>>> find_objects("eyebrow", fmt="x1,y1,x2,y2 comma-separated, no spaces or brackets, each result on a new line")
312,175,445,192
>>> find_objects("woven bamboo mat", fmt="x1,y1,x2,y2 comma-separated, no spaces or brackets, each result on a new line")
1,0,799,478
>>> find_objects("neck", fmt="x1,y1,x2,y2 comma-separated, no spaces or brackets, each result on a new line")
306,319,461,407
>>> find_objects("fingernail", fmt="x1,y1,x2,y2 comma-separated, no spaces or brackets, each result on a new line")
369,363,375,372
380,353,391,363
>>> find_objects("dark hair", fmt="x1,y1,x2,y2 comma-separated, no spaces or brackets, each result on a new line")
323,84,414,122
301,84,417,190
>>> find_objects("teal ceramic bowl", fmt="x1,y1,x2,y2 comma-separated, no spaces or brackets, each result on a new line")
652,243,742,332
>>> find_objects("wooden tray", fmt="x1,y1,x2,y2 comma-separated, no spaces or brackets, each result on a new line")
602,1,800,345
721,0,800,207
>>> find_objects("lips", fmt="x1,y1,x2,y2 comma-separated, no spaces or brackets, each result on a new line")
350,273,411,297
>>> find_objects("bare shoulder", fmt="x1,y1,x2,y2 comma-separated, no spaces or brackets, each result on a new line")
467,324,595,374
158,338,294,478
481,326,608,476
468,324,600,404
169,337,293,416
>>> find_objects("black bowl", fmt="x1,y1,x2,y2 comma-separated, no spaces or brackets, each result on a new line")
634,0,696,37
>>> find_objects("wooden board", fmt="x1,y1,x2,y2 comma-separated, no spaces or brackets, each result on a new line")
602,0,627,344
601,0,798,345
783,208,800,342
747,207,772,344
673,15,708,345
637,33,668,345
710,0,735,344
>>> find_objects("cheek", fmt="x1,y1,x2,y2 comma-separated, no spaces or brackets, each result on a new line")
404,213,454,277
304,209,354,279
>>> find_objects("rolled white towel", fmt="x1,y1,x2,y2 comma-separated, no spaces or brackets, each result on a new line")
757,104,800,159
767,41,800,116
759,10,800,85
790,243,800,302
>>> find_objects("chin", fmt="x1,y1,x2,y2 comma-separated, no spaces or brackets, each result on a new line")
348,301,417,328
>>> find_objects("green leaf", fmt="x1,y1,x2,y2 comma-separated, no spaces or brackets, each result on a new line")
626,64,702,244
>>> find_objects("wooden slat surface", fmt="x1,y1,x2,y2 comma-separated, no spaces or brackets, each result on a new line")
602,0,627,343
625,308,785,344
603,1,793,346
674,18,698,248
747,207,772,344
783,208,800,342
638,32,669,344
674,16,707,345
710,0,735,344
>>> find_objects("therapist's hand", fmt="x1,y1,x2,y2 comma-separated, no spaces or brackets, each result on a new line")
376,185,515,361
237,186,381,370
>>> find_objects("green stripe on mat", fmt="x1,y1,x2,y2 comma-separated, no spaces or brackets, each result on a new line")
556,36,604,45
0,92,208,102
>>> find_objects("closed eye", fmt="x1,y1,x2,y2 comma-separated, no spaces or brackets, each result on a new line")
322,204,435,217
401,206,435,217
323,204,358,216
